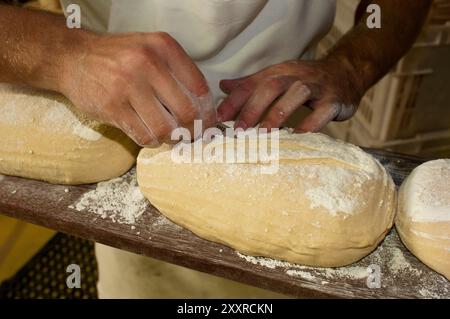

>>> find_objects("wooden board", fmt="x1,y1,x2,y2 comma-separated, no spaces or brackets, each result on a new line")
0,149,449,299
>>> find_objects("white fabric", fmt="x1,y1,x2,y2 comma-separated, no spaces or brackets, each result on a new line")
60,0,336,103
95,243,287,298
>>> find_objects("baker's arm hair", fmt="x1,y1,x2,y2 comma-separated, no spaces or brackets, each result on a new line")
0,3,216,146
0,4,90,92
324,0,432,98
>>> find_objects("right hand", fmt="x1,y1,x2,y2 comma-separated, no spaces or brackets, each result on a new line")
59,32,216,147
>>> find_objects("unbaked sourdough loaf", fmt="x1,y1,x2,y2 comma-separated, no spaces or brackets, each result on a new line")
396,159,450,280
0,84,138,184
137,130,396,267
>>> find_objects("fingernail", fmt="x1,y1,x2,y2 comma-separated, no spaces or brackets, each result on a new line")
299,84,311,98
235,120,247,130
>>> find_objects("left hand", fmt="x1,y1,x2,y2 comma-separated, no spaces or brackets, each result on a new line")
217,59,364,132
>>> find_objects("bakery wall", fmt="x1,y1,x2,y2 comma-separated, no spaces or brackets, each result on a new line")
320,0,450,158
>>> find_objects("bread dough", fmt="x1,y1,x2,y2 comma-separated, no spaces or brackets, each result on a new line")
396,159,450,280
137,130,396,267
0,84,139,184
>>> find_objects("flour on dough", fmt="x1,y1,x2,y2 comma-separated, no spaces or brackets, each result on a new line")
396,159,450,280
0,84,139,184
137,130,396,267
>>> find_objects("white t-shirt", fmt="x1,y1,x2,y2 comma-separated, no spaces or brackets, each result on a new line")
60,0,336,103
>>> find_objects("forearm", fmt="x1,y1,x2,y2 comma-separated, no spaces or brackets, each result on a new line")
0,4,91,92
323,0,432,97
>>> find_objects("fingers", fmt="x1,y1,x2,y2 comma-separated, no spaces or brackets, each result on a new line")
216,81,254,122
216,59,360,134
72,32,216,148
260,81,311,130
219,77,249,94
153,32,210,98
148,62,200,124
149,33,217,132
218,76,343,134
234,76,296,129
295,102,341,133
196,92,217,131
145,59,217,135
114,102,158,147
334,103,357,121
128,83,178,145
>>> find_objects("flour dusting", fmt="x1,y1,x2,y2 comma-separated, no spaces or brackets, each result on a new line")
302,166,365,216
236,252,293,269
286,270,316,281
0,84,103,141
237,231,449,298
388,247,422,276
405,159,450,222
152,215,181,229
69,169,148,225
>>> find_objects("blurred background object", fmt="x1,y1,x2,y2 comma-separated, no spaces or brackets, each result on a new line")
0,215,55,283
0,232,98,299
0,0,62,12
320,0,450,158
24,0,62,13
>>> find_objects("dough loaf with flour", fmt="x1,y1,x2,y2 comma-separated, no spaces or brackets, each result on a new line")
0,84,139,184
396,159,450,280
137,130,396,267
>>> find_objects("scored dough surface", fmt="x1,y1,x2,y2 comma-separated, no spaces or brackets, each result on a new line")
137,130,396,267
0,84,139,184
396,159,450,280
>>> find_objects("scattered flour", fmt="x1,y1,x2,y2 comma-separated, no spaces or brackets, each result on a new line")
323,266,369,280
152,215,181,229
237,251,368,281
419,288,442,299
236,231,449,298
236,252,293,269
286,270,316,281
388,247,422,276
69,169,148,225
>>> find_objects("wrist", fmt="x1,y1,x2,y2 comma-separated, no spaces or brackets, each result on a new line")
31,28,97,95
320,53,367,101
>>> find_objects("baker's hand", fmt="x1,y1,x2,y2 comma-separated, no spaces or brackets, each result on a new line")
217,59,363,132
60,32,216,147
